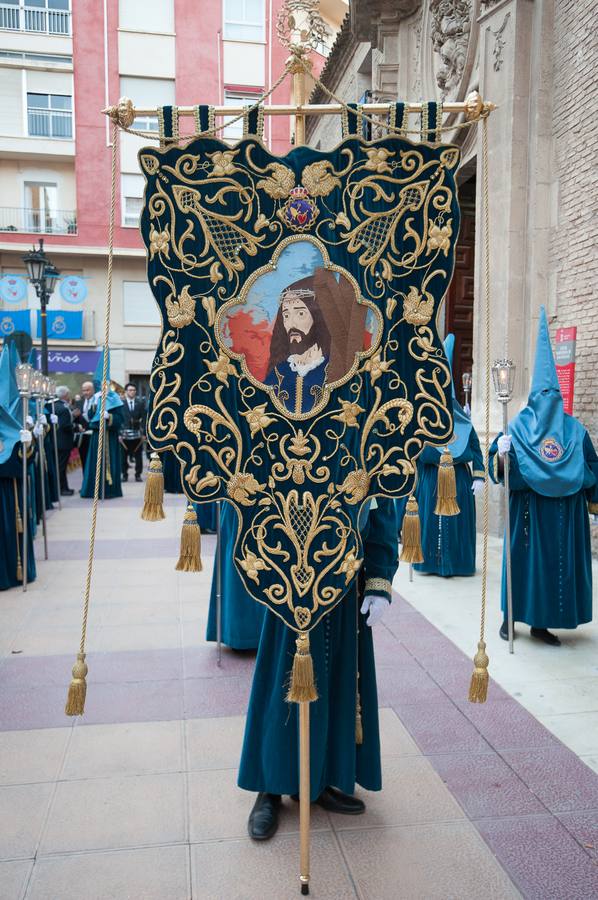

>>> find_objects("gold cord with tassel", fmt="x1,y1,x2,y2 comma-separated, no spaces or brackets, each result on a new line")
141,452,165,521
175,503,203,572
65,120,119,716
14,480,23,582
65,653,88,716
435,448,460,516
469,114,492,704
13,479,23,533
287,631,318,703
355,677,364,744
400,495,424,563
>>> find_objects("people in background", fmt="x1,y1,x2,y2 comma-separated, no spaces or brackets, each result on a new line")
72,380,95,471
490,307,598,646
398,334,484,577
53,386,75,496
120,382,146,483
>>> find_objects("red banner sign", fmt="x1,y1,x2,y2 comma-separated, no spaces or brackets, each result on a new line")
555,326,577,415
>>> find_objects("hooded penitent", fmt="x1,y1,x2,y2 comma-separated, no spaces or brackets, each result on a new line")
509,306,585,497
441,333,473,460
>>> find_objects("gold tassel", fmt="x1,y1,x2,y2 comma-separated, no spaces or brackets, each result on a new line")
13,480,23,533
65,653,88,716
14,480,23,581
400,495,424,563
435,448,460,516
355,692,364,744
175,504,203,572
141,452,165,521
468,640,489,703
286,631,318,703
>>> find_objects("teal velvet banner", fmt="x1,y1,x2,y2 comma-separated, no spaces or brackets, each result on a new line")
139,131,459,633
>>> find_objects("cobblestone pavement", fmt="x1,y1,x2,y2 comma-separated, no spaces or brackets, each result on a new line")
0,475,597,899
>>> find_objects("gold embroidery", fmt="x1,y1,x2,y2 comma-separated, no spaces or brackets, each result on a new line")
295,376,304,416
165,285,195,328
403,285,434,326
301,161,341,197
365,577,392,595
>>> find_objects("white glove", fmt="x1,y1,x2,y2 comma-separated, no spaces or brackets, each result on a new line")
497,434,512,457
20,429,32,445
50,414,58,425
33,423,43,438
472,479,485,496
39,414,47,426
104,412,110,420
360,595,390,627
26,415,33,426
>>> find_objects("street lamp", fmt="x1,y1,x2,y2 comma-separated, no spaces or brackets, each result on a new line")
15,363,34,592
491,358,516,654
22,239,60,377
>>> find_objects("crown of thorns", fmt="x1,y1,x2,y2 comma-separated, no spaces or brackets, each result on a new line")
279,287,315,304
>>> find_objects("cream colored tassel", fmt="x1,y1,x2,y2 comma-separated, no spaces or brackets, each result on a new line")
400,495,424,563
286,631,318,703
65,653,88,716
468,640,489,703
435,448,460,516
141,452,165,521
175,504,202,572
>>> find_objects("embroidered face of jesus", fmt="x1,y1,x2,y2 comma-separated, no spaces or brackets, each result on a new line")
263,275,334,414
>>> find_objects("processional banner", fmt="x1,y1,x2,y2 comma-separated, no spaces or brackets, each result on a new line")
140,109,459,634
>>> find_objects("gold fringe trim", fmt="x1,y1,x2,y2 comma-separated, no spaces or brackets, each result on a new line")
65,653,88,716
355,692,364,744
175,504,203,572
400,495,424,563
141,453,165,521
286,631,318,703
14,480,23,533
435,449,460,516
468,640,489,703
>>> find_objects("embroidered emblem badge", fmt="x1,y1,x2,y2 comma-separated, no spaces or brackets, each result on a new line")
540,437,563,461
281,187,318,232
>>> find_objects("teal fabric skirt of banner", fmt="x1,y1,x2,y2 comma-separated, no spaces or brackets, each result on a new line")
139,128,460,634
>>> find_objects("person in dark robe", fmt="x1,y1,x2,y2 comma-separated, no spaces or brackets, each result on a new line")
80,389,124,499
0,404,36,590
240,498,398,840
490,306,598,645
399,334,484,576
205,501,265,650
49,386,74,496
72,380,95,471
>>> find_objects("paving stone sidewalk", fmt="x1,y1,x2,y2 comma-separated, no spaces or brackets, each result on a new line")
0,477,597,899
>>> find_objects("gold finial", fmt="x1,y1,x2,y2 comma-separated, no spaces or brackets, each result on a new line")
464,91,497,120
102,96,135,128
277,0,328,54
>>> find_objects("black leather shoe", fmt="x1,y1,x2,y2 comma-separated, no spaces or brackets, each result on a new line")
316,787,365,815
122,475,128,482
135,475,142,482
530,627,561,646
499,620,516,641
60,488,74,496
247,793,281,841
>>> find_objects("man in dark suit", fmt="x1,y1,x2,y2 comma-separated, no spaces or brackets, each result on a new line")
53,386,75,495
121,382,146,482
72,380,94,471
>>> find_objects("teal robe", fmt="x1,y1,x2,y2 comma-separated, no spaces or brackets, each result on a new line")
163,451,183,494
490,432,598,629
81,407,125,499
44,429,60,504
400,429,484,577
238,498,398,800
206,501,265,650
33,434,54,522
0,444,36,590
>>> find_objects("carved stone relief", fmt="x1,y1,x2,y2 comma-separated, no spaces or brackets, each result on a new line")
429,0,473,98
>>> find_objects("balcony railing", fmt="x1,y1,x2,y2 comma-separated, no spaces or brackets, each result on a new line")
0,207,77,235
27,107,72,139
0,4,71,35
